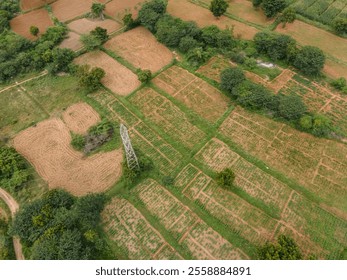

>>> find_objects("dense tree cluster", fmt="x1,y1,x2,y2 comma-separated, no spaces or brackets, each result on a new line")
254,32,325,75
0,146,30,192
333,17,347,35
138,0,236,66
11,190,108,260
252,0,287,18
258,235,302,260
0,0,19,32
0,25,69,82
80,27,109,51
0,219,15,260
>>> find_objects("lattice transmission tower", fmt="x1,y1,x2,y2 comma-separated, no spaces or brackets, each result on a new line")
120,124,139,171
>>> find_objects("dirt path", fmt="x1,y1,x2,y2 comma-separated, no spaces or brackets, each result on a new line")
0,188,25,260
0,71,48,94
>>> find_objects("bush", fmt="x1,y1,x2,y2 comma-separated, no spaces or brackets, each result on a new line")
137,69,152,83
91,3,105,18
178,36,200,53
186,47,211,66
299,115,313,131
123,13,139,30
0,10,10,32
209,0,229,18
220,67,245,93
333,17,347,35
311,115,333,137
80,34,102,51
252,0,262,8
277,94,307,120
162,176,174,186
90,27,108,43
330,77,346,90
216,168,235,190
30,26,39,37
71,134,85,151
259,235,302,260
280,7,296,26
293,46,325,76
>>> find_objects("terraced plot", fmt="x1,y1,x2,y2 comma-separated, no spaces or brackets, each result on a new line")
174,164,277,244
219,106,347,213
90,90,183,175
128,87,206,150
153,66,230,122
133,179,249,259
102,197,182,260
194,138,292,214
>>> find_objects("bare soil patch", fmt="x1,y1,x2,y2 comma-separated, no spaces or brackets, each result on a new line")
10,9,53,40
59,31,83,51
105,0,144,20
75,51,140,95
13,118,123,196
62,102,100,134
51,0,94,22
68,18,122,35
276,20,347,64
104,27,173,72
20,0,56,11
168,0,259,40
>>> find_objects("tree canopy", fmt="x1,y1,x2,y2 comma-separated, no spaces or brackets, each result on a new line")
259,235,303,260
209,0,229,18
220,67,246,93
293,46,325,76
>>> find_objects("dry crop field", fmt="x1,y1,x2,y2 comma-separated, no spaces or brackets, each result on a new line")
167,0,259,40
10,9,53,40
105,0,144,20
20,0,56,11
75,51,141,95
153,66,230,123
104,27,173,73
68,18,122,35
59,32,83,51
51,0,94,22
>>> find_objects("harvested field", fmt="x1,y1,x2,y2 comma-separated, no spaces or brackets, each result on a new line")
174,164,278,244
168,0,259,40
153,66,230,122
68,18,122,35
59,32,83,51
10,9,53,40
276,20,347,64
20,0,56,11
51,0,94,22
219,106,347,213
324,59,347,80
128,87,206,150
105,0,144,20
194,138,292,214
102,197,182,260
75,51,140,95
13,118,123,196
62,102,100,134
133,179,249,259
90,90,183,175
104,27,173,73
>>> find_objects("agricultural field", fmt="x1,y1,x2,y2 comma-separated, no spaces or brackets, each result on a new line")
10,9,53,40
51,0,94,22
20,0,56,11
68,18,122,35
102,197,182,259
104,27,173,73
59,31,83,51
75,51,141,95
324,59,347,80
132,179,249,259
105,0,145,20
219,106,347,214
291,0,347,27
153,66,230,123
167,0,259,40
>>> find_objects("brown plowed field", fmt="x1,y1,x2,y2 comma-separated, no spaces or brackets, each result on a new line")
168,0,259,40
68,18,122,35
51,0,94,22
104,27,173,72
13,118,123,196
75,51,140,95
10,9,53,40
59,31,83,51
105,0,144,20
62,102,100,134
20,0,56,11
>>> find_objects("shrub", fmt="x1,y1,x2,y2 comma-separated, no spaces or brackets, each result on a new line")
162,176,174,186
30,26,39,37
186,47,211,66
333,17,347,35
76,65,105,92
209,0,229,18
216,168,235,190
280,7,296,26
277,94,307,120
137,69,152,83
220,67,245,93
90,27,108,43
261,0,286,18
91,3,105,18
0,10,10,32
311,115,333,137
330,77,346,90
252,0,263,8
299,115,313,131
178,36,200,53
71,133,85,151
259,235,302,260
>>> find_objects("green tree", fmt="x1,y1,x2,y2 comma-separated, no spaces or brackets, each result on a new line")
30,26,39,37
252,0,262,8
216,168,235,190
80,34,101,51
0,10,10,32
76,65,105,92
123,13,136,30
220,67,245,93
293,46,325,76
330,77,346,90
262,0,286,18
333,17,347,35
90,27,109,43
138,0,167,32
311,115,332,137
137,69,152,83
209,0,229,18
277,94,307,120
47,47,75,74
299,115,313,131
280,7,296,27
259,235,302,260
179,36,200,53
91,3,105,18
